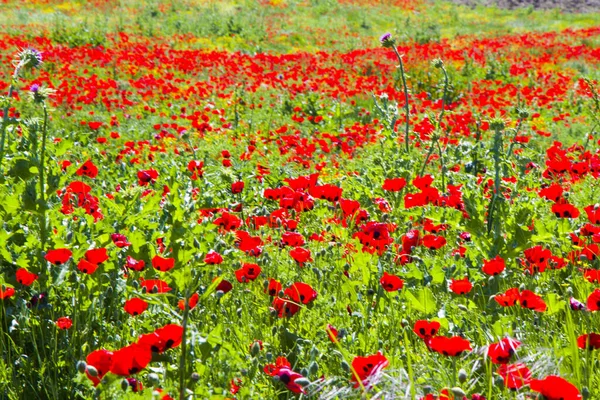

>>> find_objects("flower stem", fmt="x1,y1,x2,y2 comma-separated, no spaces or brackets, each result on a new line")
39,104,49,253
391,45,410,153
0,67,20,175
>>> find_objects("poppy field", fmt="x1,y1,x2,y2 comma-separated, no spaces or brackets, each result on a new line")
1,0,600,399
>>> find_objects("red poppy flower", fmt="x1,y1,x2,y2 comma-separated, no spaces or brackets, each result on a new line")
126,378,143,393
382,177,406,192
110,343,152,376
125,256,145,271
264,356,291,376
231,181,244,194
290,247,312,265
487,337,521,364
76,160,98,179
124,298,148,316
519,290,547,312
402,229,421,253
178,292,200,310
584,205,600,224
422,234,447,250
140,279,172,294
187,160,204,179
570,297,586,311
428,336,472,356
45,248,72,265
350,352,389,388
551,201,580,219
77,259,98,275
85,248,108,264
495,288,520,307
153,324,184,351
482,255,505,276
587,289,600,311
497,363,531,389
266,279,283,296
285,282,317,304
216,279,233,293
450,277,473,295
56,317,73,329
583,269,600,283
276,367,306,394
530,376,581,400
373,197,391,212
380,272,404,292
214,212,243,231
235,263,261,283
16,268,38,286
111,233,131,248
235,230,263,256
137,169,159,186
85,349,113,386
538,184,563,202
204,250,223,265
271,297,301,318
282,231,305,247
152,255,175,272
0,287,15,300
413,320,441,339
577,333,600,350
310,184,342,202
326,324,339,343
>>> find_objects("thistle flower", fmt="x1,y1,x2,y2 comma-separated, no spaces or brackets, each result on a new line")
14,48,43,71
379,33,395,48
28,84,55,104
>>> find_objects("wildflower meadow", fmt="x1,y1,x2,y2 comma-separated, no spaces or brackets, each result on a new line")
0,0,600,399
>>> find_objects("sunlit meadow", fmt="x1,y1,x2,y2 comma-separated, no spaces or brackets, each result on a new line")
0,0,600,399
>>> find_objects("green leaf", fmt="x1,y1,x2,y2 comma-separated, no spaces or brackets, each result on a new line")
546,293,566,316
430,264,445,285
405,287,437,314
207,324,223,347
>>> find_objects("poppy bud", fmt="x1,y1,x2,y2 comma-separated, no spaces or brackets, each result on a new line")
458,304,468,312
310,346,319,358
121,379,129,391
300,368,308,377
86,365,98,377
582,387,591,399
191,372,200,382
79,283,86,291
340,360,351,373
250,341,261,357
295,377,311,388
308,361,319,375
518,283,526,292
451,387,466,398
237,308,242,317
401,319,409,327
215,290,224,299
266,352,273,362
458,368,467,383
423,385,434,394
337,328,348,339
76,361,87,373
147,373,159,384
494,375,504,386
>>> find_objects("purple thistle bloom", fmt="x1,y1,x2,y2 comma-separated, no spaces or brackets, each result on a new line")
380,33,392,44
30,83,41,93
